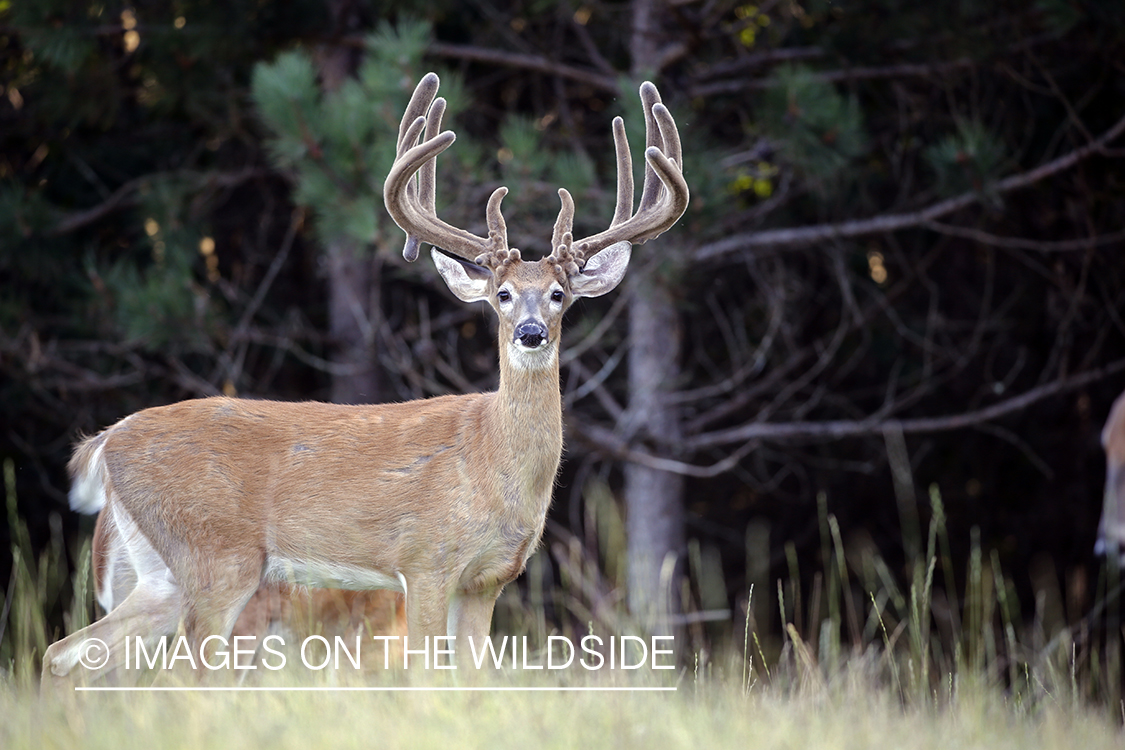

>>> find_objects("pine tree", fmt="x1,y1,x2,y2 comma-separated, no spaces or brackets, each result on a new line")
252,21,446,254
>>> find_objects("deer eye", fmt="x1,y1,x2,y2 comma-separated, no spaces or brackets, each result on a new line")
497,289,511,302
551,290,565,303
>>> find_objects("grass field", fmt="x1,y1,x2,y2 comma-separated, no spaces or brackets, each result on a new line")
3,459,1124,748
2,666,1124,750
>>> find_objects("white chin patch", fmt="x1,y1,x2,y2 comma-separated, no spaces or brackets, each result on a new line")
508,340,555,369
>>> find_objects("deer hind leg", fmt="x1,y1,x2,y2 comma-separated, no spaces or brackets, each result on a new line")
42,504,182,688
90,504,137,613
42,577,183,687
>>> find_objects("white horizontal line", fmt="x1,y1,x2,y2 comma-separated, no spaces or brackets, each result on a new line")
75,686,677,693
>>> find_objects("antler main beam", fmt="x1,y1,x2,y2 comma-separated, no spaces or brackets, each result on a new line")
554,81,689,264
384,72,507,264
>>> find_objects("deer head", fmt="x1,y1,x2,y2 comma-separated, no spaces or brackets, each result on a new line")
384,72,689,370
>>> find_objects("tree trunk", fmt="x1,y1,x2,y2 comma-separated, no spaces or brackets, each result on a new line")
622,0,686,632
319,0,380,405
326,239,380,404
623,262,685,630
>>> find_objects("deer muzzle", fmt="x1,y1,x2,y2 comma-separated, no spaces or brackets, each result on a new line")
515,321,548,349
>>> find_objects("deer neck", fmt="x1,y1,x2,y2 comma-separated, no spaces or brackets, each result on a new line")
492,340,564,503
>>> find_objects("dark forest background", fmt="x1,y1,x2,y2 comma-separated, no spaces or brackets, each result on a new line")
2,0,1124,672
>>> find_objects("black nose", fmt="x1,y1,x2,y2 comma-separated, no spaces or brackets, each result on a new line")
516,321,547,348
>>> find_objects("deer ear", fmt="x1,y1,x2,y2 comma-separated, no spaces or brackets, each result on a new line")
432,248,492,302
570,241,631,298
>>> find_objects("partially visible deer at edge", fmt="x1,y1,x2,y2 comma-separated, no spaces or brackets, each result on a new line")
1096,390,1125,566
42,72,688,683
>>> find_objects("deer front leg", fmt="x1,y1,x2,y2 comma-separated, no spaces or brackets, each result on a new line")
401,579,451,669
175,558,265,678
448,589,500,670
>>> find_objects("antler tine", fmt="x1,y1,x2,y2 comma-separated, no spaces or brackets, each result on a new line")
636,101,685,232
635,82,664,218
418,93,445,236
396,72,440,158
545,188,580,278
384,73,501,264
394,74,441,263
482,186,510,265
569,81,689,262
551,188,575,253
608,117,634,229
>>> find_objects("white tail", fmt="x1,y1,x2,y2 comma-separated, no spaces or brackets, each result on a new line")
42,72,687,683
1095,390,1125,565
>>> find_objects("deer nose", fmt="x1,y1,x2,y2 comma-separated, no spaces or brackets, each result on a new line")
516,321,547,348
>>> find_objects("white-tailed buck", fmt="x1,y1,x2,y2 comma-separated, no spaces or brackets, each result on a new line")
42,72,687,683
1095,390,1125,565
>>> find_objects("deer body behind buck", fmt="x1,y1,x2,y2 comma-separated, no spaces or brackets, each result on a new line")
42,72,687,682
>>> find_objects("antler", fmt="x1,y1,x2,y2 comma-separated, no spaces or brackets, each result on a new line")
548,81,689,268
384,72,510,265
387,75,687,271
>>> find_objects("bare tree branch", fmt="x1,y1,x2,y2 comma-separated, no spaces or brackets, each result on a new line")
569,418,758,478
572,352,1124,478
695,111,1125,262
693,46,826,81
923,222,1125,252
427,42,619,93
49,175,146,235
212,207,306,388
690,58,976,97
682,356,1125,451
50,168,271,236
